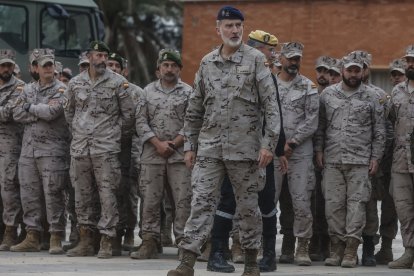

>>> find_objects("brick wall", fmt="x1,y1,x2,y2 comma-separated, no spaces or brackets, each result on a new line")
181,0,414,84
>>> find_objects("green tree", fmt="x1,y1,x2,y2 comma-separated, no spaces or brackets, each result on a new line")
96,0,182,86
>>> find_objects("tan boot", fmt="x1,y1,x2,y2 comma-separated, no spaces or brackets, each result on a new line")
389,247,414,269
122,228,135,251
10,230,40,252
0,226,17,251
325,236,346,266
66,226,95,257
167,249,196,276
295,237,312,266
242,249,259,276
130,234,158,259
341,237,360,268
231,233,244,263
97,234,112,259
49,232,64,255
197,239,211,262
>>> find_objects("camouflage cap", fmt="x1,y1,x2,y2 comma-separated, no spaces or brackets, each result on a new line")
389,58,406,74
350,50,372,66
315,56,332,70
31,48,55,67
108,52,124,70
217,6,244,21
281,42,304,58
157,49,182,68
0,49,16,65
55,61,62,74
88,40,110,54
404,45,414,58
328,58,343,74
248,30,278,47
342,52,364,69
78,51,89,66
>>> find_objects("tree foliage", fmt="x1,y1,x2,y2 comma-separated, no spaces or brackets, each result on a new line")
96,0,183,86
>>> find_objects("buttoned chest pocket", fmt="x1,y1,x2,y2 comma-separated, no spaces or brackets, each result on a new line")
75,90,89,110
352,100,372,125
95,88,117,114
290,93,306,110
171,95,188,121
325,101,339,123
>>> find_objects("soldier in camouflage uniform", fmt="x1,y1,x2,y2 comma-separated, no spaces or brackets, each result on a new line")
273,42,319,266
308,56,332,262
106,52,142,255
389,58,407,87
388,45,414,270
0,50,24,251
10,49,70,255
328,58,343,85
315,52,385,268
64,41,135,259
168,6,280,276
131,49,192,260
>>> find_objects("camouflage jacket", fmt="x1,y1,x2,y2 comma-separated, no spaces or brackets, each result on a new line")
0,75,24,156
389,81,414,173
13,79,70,158
276,74,319,159
184,43,280,161
314,82,385,165
64,69,135,156
136,79,191,164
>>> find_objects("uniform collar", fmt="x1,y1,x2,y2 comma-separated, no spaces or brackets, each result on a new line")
155,79,184,93
211,43,245,64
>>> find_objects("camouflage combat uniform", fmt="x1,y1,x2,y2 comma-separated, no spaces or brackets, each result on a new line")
13,79,70,233
64,69,134,237
178,44,280,255
274,74,319,239
315,82,385,241
0,75,24,229
135,79,192,244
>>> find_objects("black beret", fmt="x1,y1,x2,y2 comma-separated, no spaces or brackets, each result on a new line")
108,52,124,70
88,41,110,54
217,6,244,21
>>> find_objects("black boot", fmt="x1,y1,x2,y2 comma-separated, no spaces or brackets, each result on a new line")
207,239,235,273
362,235,376,266
258,236,277,272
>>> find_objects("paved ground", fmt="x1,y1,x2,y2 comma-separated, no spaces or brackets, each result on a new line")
0,203,412,275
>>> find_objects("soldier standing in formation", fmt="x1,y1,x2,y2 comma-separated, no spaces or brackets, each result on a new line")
168,6,280,276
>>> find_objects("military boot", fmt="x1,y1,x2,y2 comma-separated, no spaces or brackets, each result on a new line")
167,249,196,276
295,237,312,266
0,226,17,251
112,230,123,256
122,228,135,251
10,230,40,252
279,233,295,263
341,237,360,268
362,235,376,266
97,234,113,259
258,236,277,272
130,234,158,259
207,239,235,273
66,226,95,257
375,236,393,264
242,249,259,276
197,239,211,262
308,234,322,261
325,236,346,266
49,232,64,254
231,233,244,263
388,247,414,269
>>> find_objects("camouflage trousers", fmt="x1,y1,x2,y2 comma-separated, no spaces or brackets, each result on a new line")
19,156,68,232
390,172,414,247
70,154,121,237
274,158,315,239
179,157,264,256
0,154,22,227
322,164,371,242
139,162,191,243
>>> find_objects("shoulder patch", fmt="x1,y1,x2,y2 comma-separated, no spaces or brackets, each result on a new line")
58,87,65,93
16,85,24,92
123,82,129,89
